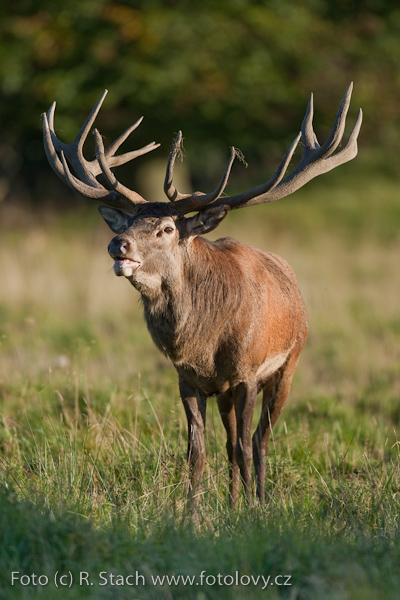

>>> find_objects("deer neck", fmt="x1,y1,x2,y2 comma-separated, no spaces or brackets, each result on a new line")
139,243,189,360
140,236,241,366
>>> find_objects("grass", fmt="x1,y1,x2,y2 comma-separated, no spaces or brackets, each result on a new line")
1,159,400,598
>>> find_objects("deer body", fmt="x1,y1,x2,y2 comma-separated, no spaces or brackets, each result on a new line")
101,200,308,504
143,236,307,394
42,85,361,507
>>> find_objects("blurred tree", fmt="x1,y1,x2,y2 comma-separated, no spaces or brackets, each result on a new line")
0,0,399,205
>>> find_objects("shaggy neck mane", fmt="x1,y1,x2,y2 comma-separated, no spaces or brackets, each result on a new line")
141,236,243,363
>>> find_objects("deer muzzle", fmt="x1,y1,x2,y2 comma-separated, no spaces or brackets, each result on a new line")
113,258,141,277
108,238,141,277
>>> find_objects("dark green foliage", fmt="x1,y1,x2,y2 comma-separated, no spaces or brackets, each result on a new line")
1,1,399,203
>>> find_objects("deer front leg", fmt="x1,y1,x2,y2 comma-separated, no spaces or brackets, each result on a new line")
233,381,258,504
179,376,207,510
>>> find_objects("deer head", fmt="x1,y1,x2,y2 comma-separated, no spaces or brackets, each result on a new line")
42,85,362,295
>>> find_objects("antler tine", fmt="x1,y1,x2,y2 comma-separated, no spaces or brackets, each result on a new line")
42,109,70,183
105,117,161,167
317,105,363,169
94,129,147,205
202,84,362,212
319,82,354,158
43,90,159,211
106,116,144,156
164,131,187,202
301,92,319,152
164,132,238,214
74,89,108,154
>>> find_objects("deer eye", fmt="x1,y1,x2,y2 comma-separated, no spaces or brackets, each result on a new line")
156,226,174,238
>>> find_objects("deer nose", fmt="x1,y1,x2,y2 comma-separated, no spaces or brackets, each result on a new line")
120,241,131,254
108,238,131,258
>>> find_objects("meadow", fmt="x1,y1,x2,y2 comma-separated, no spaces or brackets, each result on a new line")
0,154,400,599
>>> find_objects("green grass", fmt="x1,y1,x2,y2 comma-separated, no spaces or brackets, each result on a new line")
1,161,400,598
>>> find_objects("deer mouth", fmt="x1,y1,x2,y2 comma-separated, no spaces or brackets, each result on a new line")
113,257,141,277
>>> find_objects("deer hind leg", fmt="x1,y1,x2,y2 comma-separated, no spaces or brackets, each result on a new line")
252,365,290,505
253,335,307,504
179,376,207,511
217,390,240,507
232,381,258,504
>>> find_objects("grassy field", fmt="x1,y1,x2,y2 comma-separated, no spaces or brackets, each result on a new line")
0,156,400,599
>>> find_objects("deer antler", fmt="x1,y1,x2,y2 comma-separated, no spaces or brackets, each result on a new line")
164,83,362,215
42,90,160,213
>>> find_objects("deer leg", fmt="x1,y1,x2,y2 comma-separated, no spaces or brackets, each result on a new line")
217,390,240,507
233,381,258,504
179,376,207,509
253,342,305,504
252,368,286,505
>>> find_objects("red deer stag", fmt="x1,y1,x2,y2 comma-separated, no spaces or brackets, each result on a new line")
42,85,362,507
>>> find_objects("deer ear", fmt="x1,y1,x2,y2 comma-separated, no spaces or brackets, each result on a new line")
184,205,229,237
98,206,132,234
